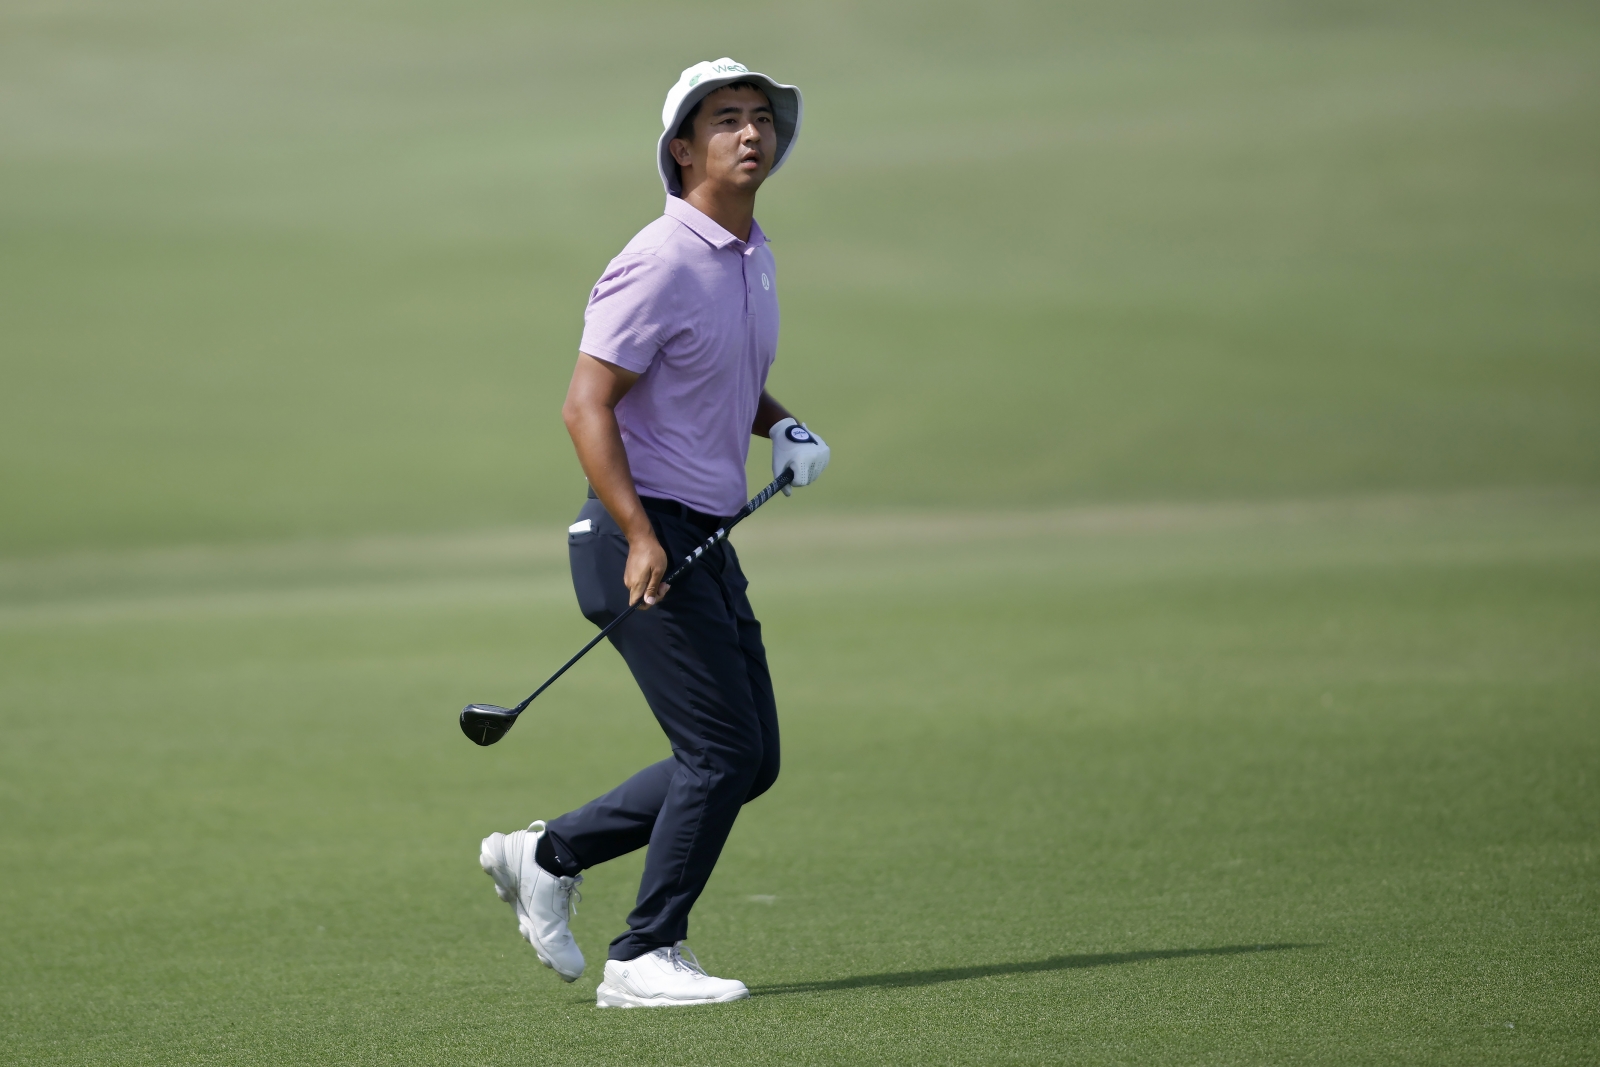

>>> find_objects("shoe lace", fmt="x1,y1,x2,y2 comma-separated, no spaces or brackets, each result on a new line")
668,942,707,976
557,875,583,918
527,821,582,918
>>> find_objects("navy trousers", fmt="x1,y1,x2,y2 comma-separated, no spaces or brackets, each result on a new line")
545,495,780,962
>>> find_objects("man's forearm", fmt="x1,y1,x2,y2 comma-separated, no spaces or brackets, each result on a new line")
565,404,652,541
752,390,795,439
562,352,670,608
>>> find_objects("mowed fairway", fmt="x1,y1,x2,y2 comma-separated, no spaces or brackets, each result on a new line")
3,0,1600,1062
2,494,1597,1063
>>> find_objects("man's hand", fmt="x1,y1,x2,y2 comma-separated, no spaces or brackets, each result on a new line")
770,417,830,495
624,530,671,608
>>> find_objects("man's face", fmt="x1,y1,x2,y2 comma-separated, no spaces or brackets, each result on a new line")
670,85,776,194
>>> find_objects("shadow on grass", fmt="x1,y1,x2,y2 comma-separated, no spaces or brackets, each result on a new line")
751,943,1309,997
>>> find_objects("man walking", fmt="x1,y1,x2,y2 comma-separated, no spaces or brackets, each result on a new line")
478,59,830,1009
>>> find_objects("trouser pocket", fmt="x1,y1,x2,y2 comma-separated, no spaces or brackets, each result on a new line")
569,498,627,626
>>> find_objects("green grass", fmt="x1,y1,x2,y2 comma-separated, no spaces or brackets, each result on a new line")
2,492,1597,1063
3,0,1598,552
3,0,1599,1061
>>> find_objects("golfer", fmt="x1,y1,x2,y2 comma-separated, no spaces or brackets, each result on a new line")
477,59,829,1008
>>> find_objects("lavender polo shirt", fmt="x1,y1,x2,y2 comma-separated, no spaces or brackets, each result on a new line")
579,197,780,517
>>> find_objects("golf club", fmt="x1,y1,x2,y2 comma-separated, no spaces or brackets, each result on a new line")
460,469,795,746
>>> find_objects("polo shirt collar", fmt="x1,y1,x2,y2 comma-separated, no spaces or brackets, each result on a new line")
664,196,768,251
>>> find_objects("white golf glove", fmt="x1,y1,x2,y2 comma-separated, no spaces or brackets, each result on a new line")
770,417,829,496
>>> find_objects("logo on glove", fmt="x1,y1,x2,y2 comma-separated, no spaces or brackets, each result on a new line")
784,425,815,444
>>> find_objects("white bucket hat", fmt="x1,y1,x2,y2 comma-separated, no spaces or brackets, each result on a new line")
657,58,803,196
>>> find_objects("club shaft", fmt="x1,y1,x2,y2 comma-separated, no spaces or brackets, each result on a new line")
510,470,794,714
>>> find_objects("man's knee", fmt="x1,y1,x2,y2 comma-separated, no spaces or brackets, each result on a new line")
704,736,768,798
744,744,779,803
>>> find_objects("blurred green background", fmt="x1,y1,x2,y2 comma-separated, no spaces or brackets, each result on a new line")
4,0,1595,553
3,1,1598,1064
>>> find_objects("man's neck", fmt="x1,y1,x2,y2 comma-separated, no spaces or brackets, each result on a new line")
680,182,757,243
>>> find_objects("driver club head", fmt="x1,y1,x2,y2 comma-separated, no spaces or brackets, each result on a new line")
460,703,518,746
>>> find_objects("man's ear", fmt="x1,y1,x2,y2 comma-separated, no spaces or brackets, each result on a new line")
669,138,693,167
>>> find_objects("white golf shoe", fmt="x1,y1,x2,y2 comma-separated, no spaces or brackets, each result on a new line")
479,820,585,982
595,943,749,1008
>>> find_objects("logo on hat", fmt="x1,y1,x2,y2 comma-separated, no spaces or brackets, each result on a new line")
690,63,747,90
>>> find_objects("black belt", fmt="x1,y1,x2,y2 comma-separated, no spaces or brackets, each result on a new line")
586,486,732,536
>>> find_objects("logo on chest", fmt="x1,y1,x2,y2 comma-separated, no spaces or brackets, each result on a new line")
761,272,771,291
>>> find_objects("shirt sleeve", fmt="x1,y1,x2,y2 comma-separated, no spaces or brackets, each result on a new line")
579,253,679,374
